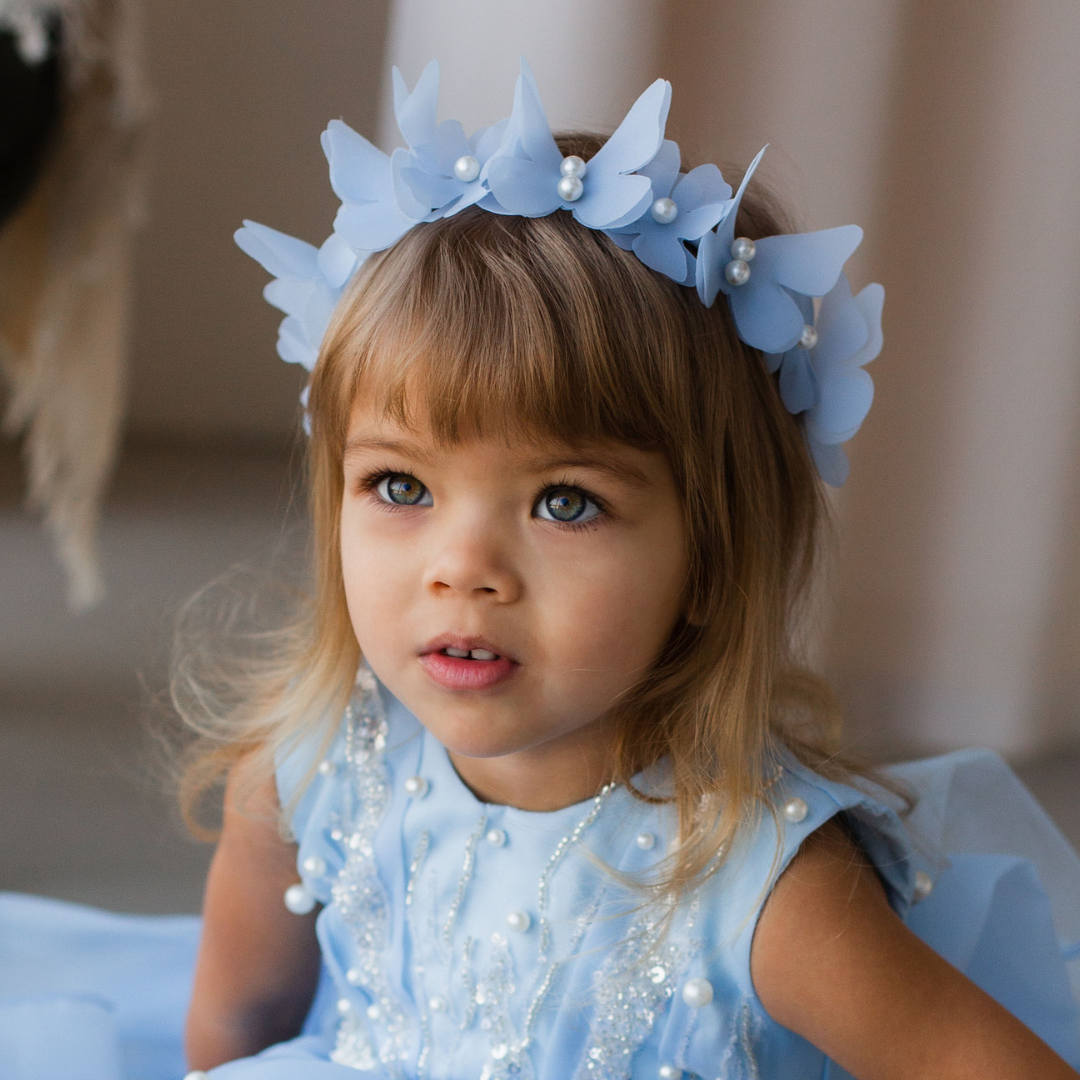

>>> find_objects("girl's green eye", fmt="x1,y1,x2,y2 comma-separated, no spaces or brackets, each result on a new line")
535,486,600,524
376,474,432,506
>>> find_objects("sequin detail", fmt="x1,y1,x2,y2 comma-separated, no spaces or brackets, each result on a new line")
330,668,414,1074
573,905,694,1080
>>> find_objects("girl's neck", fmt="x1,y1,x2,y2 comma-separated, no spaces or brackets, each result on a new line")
446,714,621,811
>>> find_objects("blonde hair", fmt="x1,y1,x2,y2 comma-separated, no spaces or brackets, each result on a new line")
174,135,858,893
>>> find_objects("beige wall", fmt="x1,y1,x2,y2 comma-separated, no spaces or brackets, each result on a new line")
126,0,390,442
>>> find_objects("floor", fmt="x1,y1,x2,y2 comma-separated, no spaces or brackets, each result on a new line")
0,443,1078,916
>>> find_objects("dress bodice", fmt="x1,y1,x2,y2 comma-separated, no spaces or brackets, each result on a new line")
262,669,1080,1080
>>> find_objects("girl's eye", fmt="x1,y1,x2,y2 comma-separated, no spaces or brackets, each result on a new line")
534,486,601,524
375,473,432,507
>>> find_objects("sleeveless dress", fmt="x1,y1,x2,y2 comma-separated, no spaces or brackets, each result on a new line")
1,668,1079,1080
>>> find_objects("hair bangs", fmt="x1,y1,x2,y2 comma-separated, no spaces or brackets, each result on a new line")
313,206,704,455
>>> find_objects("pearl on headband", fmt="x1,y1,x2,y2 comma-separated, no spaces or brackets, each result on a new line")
724,236,756,287
650,197,678,224
453,154,480,182
558,155,587,202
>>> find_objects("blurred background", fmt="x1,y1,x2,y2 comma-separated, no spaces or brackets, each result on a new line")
1,0,1078,915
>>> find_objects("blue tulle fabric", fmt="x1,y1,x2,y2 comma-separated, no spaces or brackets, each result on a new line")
233,59,883,486
1,717,1078,1080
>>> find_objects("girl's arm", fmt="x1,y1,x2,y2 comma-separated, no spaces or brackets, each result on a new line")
185,757,322,1071
750,822,1079,1080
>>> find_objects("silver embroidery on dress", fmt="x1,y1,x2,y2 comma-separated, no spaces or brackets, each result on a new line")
718,1000,761,1080
573,892,700,1080
478,931,533,1080
330,666,414,1074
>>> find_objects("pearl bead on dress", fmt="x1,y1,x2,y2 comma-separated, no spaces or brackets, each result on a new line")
557,175,584,202
337,997,353,1014
658,1065,683,1080
650,197,678,224
183,1073,209,1080
302,855,326,877
681,977,714,1007
506,909,532,933
636,832,656,850
453,154,480,182
799,324,819,349
429,994,448,1012
783,797,809,823
913,870,934,902
404,775,430,798
486,827,507,847
283,883,316,914
346,967,362,985
318,759,337,777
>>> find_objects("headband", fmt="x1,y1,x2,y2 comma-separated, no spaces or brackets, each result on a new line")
236,59,883,485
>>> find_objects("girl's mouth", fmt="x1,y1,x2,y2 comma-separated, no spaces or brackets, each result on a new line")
418,643,518,691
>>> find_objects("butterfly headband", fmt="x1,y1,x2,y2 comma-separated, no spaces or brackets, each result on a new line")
236,59,883,486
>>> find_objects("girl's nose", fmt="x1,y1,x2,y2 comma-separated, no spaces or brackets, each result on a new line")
422,521,522,603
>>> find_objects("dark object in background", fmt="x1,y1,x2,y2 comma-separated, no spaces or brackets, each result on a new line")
0,19,62,230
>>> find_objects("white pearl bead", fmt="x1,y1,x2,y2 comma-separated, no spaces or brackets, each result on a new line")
557,174,584,202
318,759,337,777
783,797,809,823
337,997,352,1014
650,197,678,224
486,828,507,847
560,155,587,179
183,1073,209,1080
506,909,532,933
366,1003,381,1020
681,977,714,1008
404,775,429,798
730,236,756,262
302,855,326,877
658,1065,683,1080
346,967,362,985
799,324,819,350
636,832,656,850
453,154,480,182
283,883,316,915
429,994,448,1012
913,870,934,902
724,259,750,286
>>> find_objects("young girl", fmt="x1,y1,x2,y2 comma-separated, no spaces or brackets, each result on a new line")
2,59,1079,1080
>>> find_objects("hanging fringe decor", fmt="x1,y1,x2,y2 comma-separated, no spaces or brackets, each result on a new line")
0,0,148,609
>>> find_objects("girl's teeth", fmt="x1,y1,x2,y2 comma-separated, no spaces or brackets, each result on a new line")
441,647,500,661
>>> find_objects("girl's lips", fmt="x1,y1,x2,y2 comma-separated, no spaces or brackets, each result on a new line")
418,650,518,691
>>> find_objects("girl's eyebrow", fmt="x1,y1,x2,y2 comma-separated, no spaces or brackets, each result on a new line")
343,435,436,464
525,454,652,488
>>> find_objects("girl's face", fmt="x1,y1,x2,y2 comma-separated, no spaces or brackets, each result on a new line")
340,397,688,809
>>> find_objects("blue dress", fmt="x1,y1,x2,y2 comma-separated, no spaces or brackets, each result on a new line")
2,668,1079,1080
